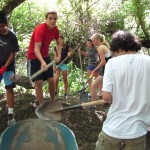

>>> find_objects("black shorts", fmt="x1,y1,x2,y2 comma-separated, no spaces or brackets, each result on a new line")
99,56,112,76
27,57,53,82
99,66,105,76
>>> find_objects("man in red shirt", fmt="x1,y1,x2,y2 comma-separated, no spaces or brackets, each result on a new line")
27,11,61,105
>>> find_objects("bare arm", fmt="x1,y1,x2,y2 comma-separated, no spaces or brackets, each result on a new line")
102,91,112,104
34,42,47,70
54,39,61,63
92,46,106,75
78,48,88,57
68,47,72,57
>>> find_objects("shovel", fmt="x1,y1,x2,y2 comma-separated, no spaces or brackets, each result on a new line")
10,61,55,89
35,100,106,121
74,74,93,102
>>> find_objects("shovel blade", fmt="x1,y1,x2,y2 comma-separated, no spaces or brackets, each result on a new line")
10,74,35,89
80,91,89,102
36,101,63,121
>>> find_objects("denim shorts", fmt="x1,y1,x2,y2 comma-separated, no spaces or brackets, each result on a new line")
88,65,96,71
56,63,68,71
0,71,15,88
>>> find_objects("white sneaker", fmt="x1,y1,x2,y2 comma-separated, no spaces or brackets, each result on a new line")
97,91,102,97
88,93,91,98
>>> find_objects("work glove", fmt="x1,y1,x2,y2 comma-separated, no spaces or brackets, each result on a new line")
0,66,7,76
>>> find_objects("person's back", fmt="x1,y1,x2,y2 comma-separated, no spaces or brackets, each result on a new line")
96,30,150,150
103,54,150,139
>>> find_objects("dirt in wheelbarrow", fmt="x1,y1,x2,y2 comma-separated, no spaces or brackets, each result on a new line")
0,92,150,150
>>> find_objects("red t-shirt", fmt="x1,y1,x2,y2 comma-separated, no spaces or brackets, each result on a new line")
27,23,59,60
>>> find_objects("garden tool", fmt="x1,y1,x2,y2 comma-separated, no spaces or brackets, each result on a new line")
36,100,106,121
77,50,89,102
74,74,93,102
10,61,55,89
0,119,78,150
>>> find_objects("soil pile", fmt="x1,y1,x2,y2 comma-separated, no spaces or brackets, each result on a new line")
0,93,150,150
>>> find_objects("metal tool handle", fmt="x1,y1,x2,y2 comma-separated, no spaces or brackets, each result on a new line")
30,61,55,80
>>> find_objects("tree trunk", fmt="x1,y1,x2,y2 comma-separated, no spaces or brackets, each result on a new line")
1,0,25,15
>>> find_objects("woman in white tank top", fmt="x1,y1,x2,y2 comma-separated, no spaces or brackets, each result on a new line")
91,33,112,101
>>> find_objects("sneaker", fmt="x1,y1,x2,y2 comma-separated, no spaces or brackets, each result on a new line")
7,113,16,126
30,101,39,108
64,94,68,99
95,111,107,122
88,93,91,98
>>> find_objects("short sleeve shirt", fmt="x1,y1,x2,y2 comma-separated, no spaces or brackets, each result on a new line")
86,46,99,66
27,23,59,59
0,29,19,70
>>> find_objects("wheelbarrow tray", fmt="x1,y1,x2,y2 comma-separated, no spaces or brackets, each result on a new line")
0,119,78,150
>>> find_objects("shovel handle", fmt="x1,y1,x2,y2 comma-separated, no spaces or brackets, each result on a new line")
81,100,106,107
30,61,55,80
54,100,106,112
86,74,93,83
89,74,93,78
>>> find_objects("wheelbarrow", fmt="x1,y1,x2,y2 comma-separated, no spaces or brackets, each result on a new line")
0,119,78,150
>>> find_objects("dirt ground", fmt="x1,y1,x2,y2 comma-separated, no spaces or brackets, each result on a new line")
0,93,150,150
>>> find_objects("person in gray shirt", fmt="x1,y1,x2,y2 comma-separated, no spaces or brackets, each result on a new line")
78,39,99,96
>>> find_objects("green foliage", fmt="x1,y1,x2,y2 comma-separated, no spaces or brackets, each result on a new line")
122,0,150,39
42,61,89,96
9,1,46,51
0,0,150,94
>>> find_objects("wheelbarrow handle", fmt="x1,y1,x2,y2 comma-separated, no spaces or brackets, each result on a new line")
30,61,55,80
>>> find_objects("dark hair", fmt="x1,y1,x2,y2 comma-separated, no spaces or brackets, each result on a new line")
110,30,141,52
87,39,92,43
60,35,64,39
45,11,58,19
0,11,8,24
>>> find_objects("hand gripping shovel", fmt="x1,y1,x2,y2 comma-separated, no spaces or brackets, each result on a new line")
10,61,55,89
35,100,106,121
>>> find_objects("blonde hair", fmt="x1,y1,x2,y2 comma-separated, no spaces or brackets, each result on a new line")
91,33,109,47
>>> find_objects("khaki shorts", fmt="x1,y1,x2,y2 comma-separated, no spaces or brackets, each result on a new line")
95,130,146,150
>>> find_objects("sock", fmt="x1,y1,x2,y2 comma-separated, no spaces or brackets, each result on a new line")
8,108,14,114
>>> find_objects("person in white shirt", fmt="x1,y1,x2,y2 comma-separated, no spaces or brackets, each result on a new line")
95,30,150,150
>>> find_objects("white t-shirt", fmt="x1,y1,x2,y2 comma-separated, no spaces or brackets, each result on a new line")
102,54,150,139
